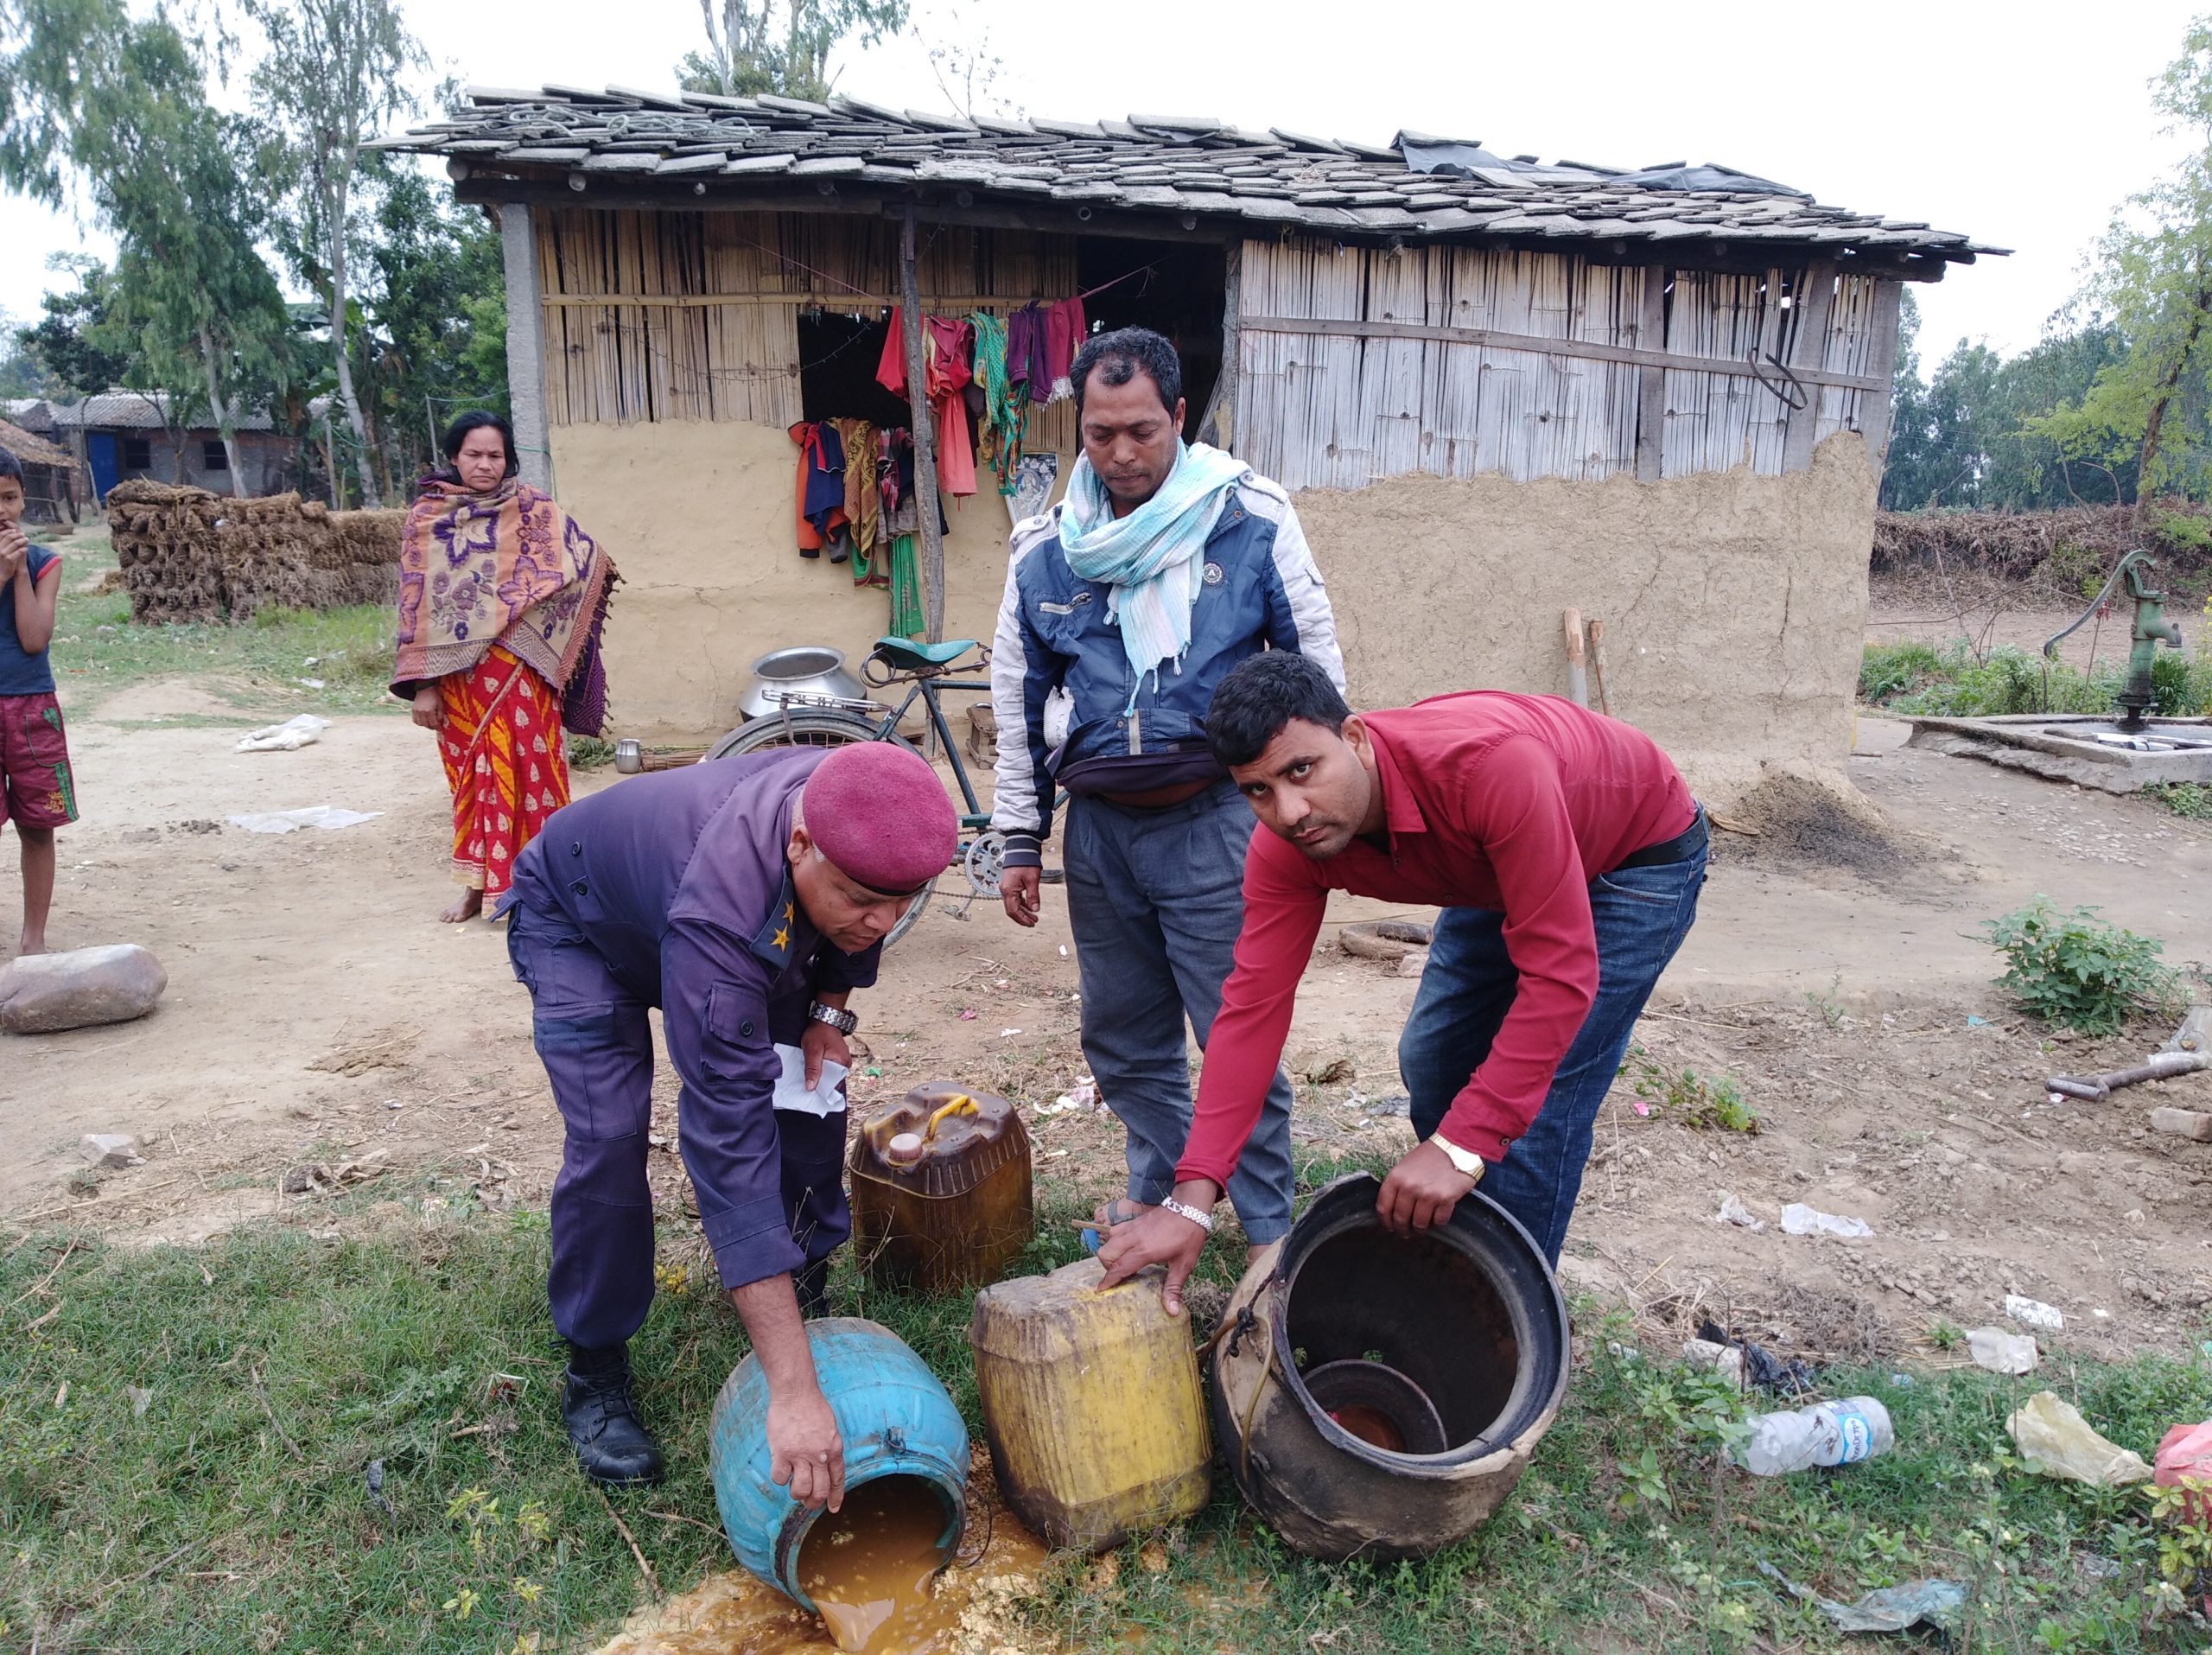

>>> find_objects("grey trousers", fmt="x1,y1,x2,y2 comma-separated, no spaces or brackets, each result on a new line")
1064,779,1297,1242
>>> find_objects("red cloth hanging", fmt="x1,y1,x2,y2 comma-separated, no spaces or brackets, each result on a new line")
878,309,977,498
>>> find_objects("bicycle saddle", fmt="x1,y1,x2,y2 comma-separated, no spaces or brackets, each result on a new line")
872,634,980,672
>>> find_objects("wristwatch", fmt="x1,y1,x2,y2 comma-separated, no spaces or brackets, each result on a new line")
1159,1195,1215,1234
1431,1133,1486,1183
806,1001,859,1035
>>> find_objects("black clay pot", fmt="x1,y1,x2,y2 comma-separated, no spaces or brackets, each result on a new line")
1210,1173,1569,1560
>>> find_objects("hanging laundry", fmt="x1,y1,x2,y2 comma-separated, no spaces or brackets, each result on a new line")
969,311,1028,498
1006,302,1052,405
834,418,881,573
887,532,926,640
1045,295,1088,402
788,421,849,557
879,309,978,498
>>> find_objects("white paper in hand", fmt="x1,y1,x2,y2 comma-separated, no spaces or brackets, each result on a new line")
772,1041,848,1117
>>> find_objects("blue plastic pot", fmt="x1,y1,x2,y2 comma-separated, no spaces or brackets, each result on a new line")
707,1316,969,1609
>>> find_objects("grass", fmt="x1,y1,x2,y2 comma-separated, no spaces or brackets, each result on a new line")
1623,1047,1758,1133
2147,782,2212,821
1859,640,2212,721
42,532,404,720
11,1162,2212,1655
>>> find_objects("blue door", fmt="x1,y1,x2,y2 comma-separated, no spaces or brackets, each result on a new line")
86,432,118,501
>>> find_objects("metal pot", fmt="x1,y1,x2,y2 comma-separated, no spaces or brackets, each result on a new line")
741,646,868,720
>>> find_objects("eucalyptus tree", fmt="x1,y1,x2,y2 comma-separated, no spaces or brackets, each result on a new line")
0,0,291,493
245,0,427,509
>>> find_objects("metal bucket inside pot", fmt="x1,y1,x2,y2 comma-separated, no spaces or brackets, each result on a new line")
1211,1173,1569,1559
1301,1359,1448,1454
741,646,868,720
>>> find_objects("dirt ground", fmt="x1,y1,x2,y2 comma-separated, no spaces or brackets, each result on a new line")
8,640,2212,1368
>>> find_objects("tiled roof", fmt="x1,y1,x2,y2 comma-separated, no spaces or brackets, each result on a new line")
378,87,1996,271
51,391,275,432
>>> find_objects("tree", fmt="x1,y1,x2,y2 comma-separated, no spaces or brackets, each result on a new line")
679,0,909,101
14,256,136,394
359,165,508,487
0,0,292,493
245,0,427,509
1882,289,2136,512
2029,18,2212,501
916,0,1020,119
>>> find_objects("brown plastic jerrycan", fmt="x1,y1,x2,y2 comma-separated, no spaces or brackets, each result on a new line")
848,1081,1034,1293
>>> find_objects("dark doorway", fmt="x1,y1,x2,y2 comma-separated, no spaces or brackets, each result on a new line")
1074,238,1228,441
797,309,914,428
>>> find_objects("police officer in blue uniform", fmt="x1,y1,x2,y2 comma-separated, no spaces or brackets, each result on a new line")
502,741,955,1500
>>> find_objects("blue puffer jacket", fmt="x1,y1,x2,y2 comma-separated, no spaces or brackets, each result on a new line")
987,470,1345,867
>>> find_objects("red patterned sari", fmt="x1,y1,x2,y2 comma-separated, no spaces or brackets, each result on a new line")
437,643,571,897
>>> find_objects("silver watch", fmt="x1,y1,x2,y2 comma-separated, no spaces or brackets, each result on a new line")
1159,1194,1215,1234
807,1001,858,1035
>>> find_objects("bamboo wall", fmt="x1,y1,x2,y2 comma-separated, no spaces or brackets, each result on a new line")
535,207,1076,454
1234,241,1892,489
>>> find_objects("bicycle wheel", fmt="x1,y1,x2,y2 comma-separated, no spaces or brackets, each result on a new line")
702,710,935,946
706,708,906,761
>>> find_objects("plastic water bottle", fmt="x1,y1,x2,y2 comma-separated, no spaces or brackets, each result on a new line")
1734,1397,1895,1476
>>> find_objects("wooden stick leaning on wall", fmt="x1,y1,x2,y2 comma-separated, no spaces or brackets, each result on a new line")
1562,608,1589,709
899,202,946,643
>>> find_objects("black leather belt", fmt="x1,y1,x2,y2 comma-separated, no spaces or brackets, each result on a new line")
1612,804,1707,872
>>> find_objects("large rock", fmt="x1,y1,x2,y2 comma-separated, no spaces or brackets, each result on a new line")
0,945,168,1034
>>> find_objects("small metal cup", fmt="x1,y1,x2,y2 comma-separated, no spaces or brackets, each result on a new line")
613,737,642,774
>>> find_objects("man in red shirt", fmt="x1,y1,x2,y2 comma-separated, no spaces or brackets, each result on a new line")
1097,652,1707,1312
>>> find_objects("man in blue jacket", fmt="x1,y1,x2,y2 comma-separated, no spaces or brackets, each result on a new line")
988,327,1344,1256
504,742,954,1499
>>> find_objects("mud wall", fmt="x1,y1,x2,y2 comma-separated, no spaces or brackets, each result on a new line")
547,421,1071,741
1298,432,1880,807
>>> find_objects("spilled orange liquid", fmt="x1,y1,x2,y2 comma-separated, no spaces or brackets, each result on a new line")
798,1478,951,1652
590,1448,1050,1655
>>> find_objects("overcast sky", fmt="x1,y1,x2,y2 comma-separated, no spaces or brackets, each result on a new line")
0,0,2199,374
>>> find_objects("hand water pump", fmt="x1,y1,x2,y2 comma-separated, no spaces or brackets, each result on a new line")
2042,550,2184,733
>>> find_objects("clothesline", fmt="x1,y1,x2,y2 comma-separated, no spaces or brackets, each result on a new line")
718,229,1164,314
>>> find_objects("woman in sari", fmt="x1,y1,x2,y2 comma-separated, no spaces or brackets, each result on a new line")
391,412,615,922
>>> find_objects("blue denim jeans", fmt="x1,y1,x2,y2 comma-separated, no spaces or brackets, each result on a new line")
1401,839,1708,1264
1064,780,1297,1243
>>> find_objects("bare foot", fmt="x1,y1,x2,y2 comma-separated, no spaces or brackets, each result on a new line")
439,888,485,924
16,931,46,956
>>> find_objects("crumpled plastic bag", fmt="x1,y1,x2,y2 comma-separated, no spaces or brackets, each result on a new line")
1782,1202,1874,1239
1758,1562,1964,1633
2005,1294,2064,1332
1966,1326,2038,1376
226,806,383,835
2008,1391,2151,1486
2156,1419,2212,1519
234,714,328,753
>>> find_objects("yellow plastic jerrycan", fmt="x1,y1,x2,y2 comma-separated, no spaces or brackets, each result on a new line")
849,1082,1034,1293
969,1256,1211,1551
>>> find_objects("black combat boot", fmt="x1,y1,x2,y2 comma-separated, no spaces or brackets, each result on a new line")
562,1344,665,1486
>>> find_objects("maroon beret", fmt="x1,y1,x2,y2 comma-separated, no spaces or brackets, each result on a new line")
802,743,957,895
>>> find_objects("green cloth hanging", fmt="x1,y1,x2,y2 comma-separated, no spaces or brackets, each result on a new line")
968,311,1027,496
888,532,925,639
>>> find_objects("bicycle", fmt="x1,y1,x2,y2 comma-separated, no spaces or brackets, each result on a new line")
704,633,1032,945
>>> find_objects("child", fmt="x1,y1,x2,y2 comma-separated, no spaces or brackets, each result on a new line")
0,447,72,955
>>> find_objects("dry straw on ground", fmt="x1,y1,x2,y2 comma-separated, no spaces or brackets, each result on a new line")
106,481,403,624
